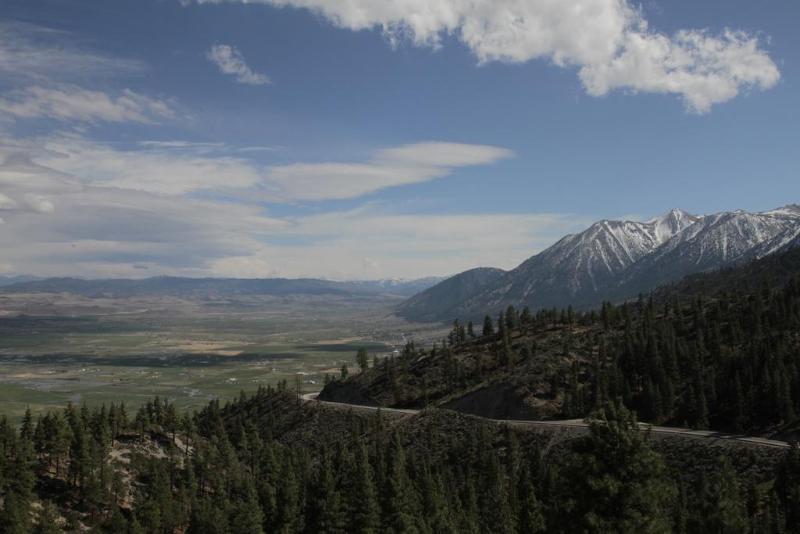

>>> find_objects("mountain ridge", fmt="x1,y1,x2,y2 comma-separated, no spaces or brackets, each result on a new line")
0,275,445,298
398,205,800,322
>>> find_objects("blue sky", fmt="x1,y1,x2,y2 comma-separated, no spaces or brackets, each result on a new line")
0,0,797,279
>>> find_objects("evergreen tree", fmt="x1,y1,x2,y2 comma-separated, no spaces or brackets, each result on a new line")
381,433,419,533
350,444,380,534
307,452,346,533
357,348,370,372
482,315,494,337
517,465,545,533
556,401,675,533
33,501,63,534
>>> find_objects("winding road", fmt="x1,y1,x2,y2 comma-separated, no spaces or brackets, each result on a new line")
301,392,792,450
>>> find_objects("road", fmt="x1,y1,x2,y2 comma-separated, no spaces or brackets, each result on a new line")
300,393,791,449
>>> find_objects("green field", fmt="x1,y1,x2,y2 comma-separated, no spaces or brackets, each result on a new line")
0,292,445,421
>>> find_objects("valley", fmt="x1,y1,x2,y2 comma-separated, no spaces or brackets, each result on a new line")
0,290,446,421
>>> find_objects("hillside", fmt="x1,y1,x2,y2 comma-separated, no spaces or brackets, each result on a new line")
1,386,795,533
396,267,506,322
324,245,800,437
400,205,800,322
658,244,800,298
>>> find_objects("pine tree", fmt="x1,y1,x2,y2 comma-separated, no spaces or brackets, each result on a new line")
775,442,800,531
517,465,545,533
307,452,346,533
480,454,515,534
381,433,418,533
703,457,748,532
229,476,264,534
350,444,380,534
276,455,301,534
556,401,675,533
33,501,63,534
482,315,494,337
0,492,32,534
357,348,369,372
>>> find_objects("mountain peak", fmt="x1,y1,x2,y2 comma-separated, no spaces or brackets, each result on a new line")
646,208,696,224
645,208,699,243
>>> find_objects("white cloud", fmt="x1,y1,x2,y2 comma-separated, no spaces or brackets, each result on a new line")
0,85,175,124
3,136,508,202
0,133,576,279
265,141,512,201
190,0,780,112
206,44,272,85
579,29,781,113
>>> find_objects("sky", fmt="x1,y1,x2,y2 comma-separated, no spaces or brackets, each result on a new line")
0,0,797,280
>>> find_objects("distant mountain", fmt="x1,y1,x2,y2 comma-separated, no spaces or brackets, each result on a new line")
348,277,446,297
0,275,41,287
0,275,444,299
465,209,700,313
396,267,506,322
399,205,800,322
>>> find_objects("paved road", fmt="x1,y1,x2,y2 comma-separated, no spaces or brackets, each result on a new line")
300,393,791,449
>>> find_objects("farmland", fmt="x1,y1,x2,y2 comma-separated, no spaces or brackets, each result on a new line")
0,291,444,421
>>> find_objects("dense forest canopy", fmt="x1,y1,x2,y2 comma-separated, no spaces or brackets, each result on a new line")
1,388,799,533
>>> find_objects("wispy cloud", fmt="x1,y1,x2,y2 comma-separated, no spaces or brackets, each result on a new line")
138,140,227,149
0,134,544,278
0,21,146,82
4,136,509,201
27,136,261,196
264,142,513,201
0,85,175,124
188,0,780,113
206,44,271,85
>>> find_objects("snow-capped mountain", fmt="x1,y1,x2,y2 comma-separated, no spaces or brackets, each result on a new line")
465,209,700,312
615,207,800,298
398,205,800,322
648,208,703,243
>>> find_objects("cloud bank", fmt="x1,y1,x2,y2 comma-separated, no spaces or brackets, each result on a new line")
0,134,544,278
190,0,780,112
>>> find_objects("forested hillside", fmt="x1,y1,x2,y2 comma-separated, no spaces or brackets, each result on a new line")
324,247,800,436
1,386,798,533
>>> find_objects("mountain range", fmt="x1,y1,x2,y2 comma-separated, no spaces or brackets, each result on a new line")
398,205,800,322
0,275,444,299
